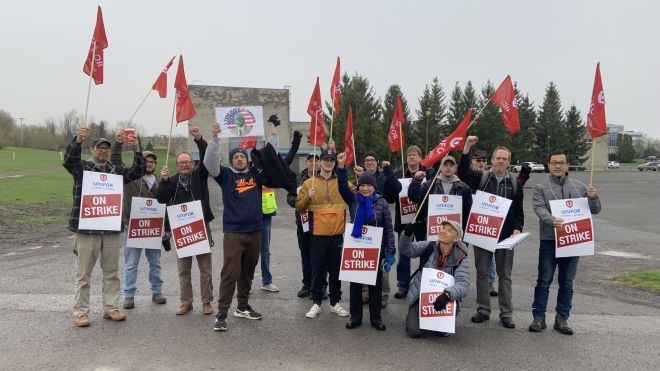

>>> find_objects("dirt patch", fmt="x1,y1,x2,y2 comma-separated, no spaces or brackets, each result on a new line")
0,202,71,249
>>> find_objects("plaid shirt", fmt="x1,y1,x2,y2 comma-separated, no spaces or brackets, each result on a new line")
62,138,146,234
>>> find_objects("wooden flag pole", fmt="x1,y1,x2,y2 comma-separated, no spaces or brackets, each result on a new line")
399,123,405,173
81,40,97,129
589,137,597,185
164,97,177,168
352,134,357,170
123,87,153,129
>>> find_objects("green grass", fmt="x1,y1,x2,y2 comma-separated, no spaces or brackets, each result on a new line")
617,270,660,293
0,146,64,173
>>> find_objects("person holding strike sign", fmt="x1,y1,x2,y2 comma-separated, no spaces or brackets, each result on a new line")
336,151,396,331
399,220,470,338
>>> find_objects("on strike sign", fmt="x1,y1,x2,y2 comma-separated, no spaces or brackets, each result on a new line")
126,197,166,249
166,200,211,258
297,186,310,232
549,198,595,257
339,223,383,286
419,268,456,333
398,178,418,225
463,191,512,251
79,171,123,231
426,194,462,241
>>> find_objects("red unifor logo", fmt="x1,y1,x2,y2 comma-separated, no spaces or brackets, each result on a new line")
566,200,574,208
442,195,449,203
181,204,188,212
362,226,368,235
489,195,497,203
146,199,153,206
436,271,445,279
100,174,107,181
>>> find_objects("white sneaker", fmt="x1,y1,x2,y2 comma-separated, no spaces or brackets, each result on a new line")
260,283,280,292
330,303,349,317
306,304,321,318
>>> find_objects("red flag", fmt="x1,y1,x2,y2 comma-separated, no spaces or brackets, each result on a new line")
344,105,355,165
420,108,473,168
238,136,257,149
587,62,607,139
82,6,108,85
330,57,342,115
387,96,405,152
491,75,520,134
307,77,325,147
152,56,176,98
174,55,196,124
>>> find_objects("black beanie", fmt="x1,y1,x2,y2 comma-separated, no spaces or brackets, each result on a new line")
363,151,379,163
358,171,378,188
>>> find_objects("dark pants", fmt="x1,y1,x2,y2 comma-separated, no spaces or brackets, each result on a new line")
532,240,580,319
217,231,261,315
474,246,514,319
296,225,312,288
396,225,427,291
349,268,383,323
310,235,342,305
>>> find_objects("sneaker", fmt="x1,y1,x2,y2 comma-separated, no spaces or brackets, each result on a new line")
489,283,498,297
393,289,407,299
297,286,310,298
74,314,90,327
529,317,547,332
233,306,262,320
213,314,228,332
152,293,167,305
103,310,127,322
123,297,135,309
554,314,574,335
330,303,349,317
261,283,280,292
471,312,490,323
306,304,321,318
500,317,516,329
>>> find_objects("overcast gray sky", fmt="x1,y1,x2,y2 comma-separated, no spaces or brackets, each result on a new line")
1,0,658,139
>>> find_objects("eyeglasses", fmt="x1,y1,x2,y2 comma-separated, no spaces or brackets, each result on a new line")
474,159,487,163
94,146,110,151
145,160,156,164
550,161,567,166
322,158,336,163
177,161,193,165
364,159,377,163
442,162,456,167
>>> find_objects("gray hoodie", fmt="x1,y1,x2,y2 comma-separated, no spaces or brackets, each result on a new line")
533,175,601,241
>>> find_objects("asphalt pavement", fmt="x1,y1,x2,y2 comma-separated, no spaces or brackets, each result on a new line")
1,171,659,370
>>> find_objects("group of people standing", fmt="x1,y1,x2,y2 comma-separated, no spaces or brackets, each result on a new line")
64,123,600,338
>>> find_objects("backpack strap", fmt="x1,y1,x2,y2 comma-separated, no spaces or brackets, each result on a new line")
409,241,436,281
479,171,518,195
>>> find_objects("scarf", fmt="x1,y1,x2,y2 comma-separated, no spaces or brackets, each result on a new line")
351,193,375,238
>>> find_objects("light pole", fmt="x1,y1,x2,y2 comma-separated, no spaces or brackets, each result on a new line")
425,110,431,153
18,117,25,146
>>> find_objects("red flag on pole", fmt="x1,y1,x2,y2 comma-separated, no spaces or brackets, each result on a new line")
491,75,520,134
152,56,176,98
344,105,355,165
307,77,325,147
387,96,405,152
238,136,258,149
82,6,108,85
174,55,196,124
330,57,341,115
420,108,473,168
587,62,607,139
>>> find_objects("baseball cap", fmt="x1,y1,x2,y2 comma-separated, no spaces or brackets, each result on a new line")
472,150,488,160
441,155,456,165
440,220,463,240
320,148,337,161
142,151,157,160
92,138,112,147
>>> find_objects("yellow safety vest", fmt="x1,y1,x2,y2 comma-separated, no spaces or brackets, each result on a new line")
262,186,277,214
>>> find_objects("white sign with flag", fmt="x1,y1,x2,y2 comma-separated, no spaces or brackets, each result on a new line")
166,200,211,258
398,178,418,225
126,197,166,249
426,194,463,241
550,198,595,257
78,171,123,231
463,190,512,251
339,224,383,286
419,268,456,333
215,106,265,139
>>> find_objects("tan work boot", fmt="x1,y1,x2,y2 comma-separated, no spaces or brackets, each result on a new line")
103,310,126,321
74,314,90,327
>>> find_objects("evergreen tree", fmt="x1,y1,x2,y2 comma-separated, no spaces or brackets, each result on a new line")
617,133,636,163
446,82,464,132
534,82,567,161
415,77,447,154
563,105,590,164
510,91,537,163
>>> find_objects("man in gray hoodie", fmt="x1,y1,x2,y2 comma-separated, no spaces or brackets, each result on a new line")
529,150,601,335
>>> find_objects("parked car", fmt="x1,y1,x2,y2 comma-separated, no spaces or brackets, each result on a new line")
607,161,620,169
637,161,659,171
512,162,546,173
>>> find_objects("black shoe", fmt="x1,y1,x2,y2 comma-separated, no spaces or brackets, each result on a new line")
233,306,262,320
345,319,362,329
371,320,386,331
152,293,167,305
297,286,310,298
471,312,490,323
528,317,547,332
123,297,134,309
554,314,574,335
489,283,498,297
394,289,407,299
500,317,516,329
213,314,227,332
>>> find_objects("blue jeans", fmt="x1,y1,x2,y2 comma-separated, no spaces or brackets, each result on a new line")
122,232,163,297
532,240,580,319
260,215,273,285
488,258,497,285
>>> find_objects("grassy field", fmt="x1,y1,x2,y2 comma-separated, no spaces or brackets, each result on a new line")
617,270,660,294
